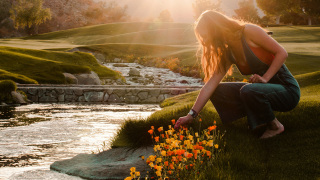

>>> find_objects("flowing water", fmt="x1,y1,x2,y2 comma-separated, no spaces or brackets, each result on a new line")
0,104,160,179
104,62,203,86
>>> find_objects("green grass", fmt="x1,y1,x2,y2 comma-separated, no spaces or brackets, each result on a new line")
0,69,37,84
0,46,122,84
1,23,320,179
24,22,196,45
111,72,320,179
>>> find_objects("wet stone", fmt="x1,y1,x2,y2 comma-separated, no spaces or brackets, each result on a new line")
171,89,180,95
74,89,83,96
65,89,74,95
38,89,46,97
106,89,113,95
157,94,165,102
28,88,38,95
58,95,64,102
65,94,77,102
103,93,109,102
108,94,121,103
124,95,137,103
55,88,64,95
149,89,161,97
114,89,126,97
84,92,104,102
138,91,148,100
39,95,57,102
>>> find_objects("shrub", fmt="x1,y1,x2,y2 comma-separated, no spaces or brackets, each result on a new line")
0,80,17,102
0,80,17,93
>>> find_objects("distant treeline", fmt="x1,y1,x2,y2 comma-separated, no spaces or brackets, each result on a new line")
194,0,320,26
0,0,129,37
1,0,320,38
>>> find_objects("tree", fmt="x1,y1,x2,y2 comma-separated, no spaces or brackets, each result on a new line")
234,0,260,24
40,0,128,33
300,0,320,25
192,0,222,20
256,0,299,24
158,10,174,22
103,1,129,22
10,0,51,35
0,0,12,23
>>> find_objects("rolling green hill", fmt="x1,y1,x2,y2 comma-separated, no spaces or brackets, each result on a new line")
0,46,122,84
0,22,319,179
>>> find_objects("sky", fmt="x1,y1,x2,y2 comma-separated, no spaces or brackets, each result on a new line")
99,0,263,22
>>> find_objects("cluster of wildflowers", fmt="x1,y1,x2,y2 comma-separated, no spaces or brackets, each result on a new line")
125,167,141,180
126,118,224,180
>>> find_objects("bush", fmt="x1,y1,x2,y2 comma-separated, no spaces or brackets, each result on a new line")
0,80,17,93
0,80,17,102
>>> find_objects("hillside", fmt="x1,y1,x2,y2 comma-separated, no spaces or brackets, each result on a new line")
1,23,320,84
0,46,122,84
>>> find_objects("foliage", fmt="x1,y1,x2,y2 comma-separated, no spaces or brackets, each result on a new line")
300,0,320,25
0,80,16,102
256,0,320,25
192,0,222,20
257,0,295,17
233,0,261,24
39,0,128,34
157,10,174,22
0,80,17,94
0,0,12,22
126,121,224,179
300,0,320,17
10,0,51,35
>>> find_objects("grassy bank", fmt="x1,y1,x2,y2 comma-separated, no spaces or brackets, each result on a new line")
0,46,123,84
111,71,320,179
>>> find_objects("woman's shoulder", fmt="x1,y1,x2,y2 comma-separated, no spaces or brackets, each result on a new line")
243,24,267,36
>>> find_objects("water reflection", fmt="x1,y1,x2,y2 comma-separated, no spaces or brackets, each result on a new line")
0,103,160,178
0,106,14,119
0,105,49,128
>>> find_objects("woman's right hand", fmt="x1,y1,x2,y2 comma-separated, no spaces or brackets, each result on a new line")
174,115,193,130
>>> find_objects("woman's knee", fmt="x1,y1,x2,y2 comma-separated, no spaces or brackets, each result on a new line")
211,83,235,102
239,84,263,100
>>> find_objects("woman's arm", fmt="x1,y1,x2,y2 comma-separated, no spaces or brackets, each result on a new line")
245,24,288,83
174,60,232,129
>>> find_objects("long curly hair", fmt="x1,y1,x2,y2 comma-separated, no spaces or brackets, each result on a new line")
194,10,245,82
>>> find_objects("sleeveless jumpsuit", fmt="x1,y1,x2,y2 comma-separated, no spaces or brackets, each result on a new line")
209,33,300,129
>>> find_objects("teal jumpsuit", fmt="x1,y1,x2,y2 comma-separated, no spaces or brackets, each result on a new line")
210,34,300,129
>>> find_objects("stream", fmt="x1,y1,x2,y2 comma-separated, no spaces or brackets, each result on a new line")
0,61,203,179
0,104,160,179
104,62,203,86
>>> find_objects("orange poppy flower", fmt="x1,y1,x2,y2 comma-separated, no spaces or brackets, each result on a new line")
164,161,169,166
208,125,217,131
148,129,153,135
154,136,159,142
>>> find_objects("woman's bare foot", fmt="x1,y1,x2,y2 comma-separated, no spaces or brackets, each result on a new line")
260,118,284,139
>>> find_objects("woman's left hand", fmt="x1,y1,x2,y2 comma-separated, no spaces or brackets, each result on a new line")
249,74,268,83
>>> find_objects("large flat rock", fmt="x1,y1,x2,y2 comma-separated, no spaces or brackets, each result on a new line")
50,147,153,180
